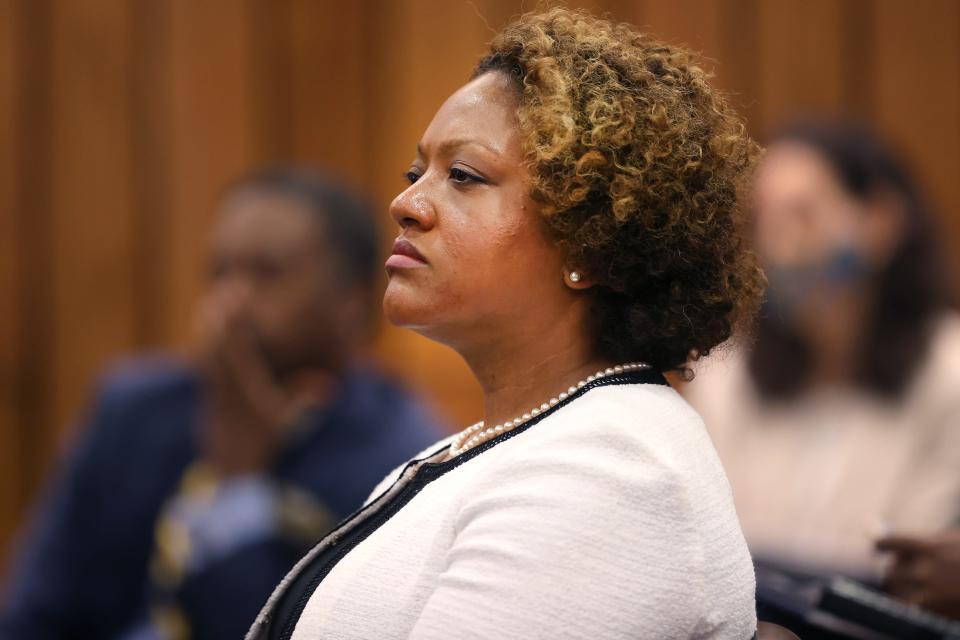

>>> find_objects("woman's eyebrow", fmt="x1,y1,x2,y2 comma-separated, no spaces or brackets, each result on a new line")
417,139,503,159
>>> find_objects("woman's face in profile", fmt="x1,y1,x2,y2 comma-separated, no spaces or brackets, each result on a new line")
384,72,567,347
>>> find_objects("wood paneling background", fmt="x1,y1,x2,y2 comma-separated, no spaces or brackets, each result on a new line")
2,0,959,566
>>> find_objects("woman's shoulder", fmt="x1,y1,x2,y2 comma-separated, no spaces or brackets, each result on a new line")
486,380,731,501
537,381,718,462
459,380,754,612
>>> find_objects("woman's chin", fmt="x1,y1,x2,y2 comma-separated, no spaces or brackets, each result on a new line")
383,279,463,348
383,282,429,328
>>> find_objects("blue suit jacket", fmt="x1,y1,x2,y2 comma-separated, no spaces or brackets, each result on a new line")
0,358,443,639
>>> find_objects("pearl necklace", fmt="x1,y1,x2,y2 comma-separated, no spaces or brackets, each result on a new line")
448,362,651,457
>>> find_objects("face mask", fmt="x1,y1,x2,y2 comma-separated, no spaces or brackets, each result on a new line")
763,245,872,319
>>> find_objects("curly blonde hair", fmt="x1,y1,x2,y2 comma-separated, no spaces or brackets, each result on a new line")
475,8,765,371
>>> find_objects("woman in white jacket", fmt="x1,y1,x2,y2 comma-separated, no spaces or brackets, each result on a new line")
248,8,764,639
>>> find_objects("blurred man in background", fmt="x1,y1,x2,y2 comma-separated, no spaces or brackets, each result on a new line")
0,168,443,639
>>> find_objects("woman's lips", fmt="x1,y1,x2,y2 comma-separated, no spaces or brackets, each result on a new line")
385,254,428,269
386,238,428,269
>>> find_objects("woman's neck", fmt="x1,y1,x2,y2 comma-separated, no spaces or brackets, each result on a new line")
460,322,612,429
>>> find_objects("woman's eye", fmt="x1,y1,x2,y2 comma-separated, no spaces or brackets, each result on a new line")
404,170,421,185
449,167,481,184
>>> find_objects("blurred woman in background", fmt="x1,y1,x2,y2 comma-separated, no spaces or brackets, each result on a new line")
688,119,960,582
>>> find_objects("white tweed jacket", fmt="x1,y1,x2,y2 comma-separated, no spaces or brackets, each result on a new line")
247,370,757,639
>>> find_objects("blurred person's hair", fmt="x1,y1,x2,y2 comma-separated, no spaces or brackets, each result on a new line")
749,119,953,400
225,166,381,295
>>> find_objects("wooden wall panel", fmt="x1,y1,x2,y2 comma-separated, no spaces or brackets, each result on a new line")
711,0,763,133
49,0,138,435
0,0,21,568
130,0,174,348
166,1,259,349
245,0,292,165
285,1,367,181
11,0,56,509
874,0,960,275
756,0,847,134
839,0,877,117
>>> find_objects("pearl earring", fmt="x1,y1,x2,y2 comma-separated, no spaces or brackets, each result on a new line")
568,271,582,283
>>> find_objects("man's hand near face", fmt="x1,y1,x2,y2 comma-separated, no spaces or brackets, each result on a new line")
192,289,334,476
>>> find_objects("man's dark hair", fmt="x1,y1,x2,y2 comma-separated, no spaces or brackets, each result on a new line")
749,119,953,400
226,166,381,293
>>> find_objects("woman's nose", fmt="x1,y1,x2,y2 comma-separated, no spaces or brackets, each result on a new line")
389,184,436,231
